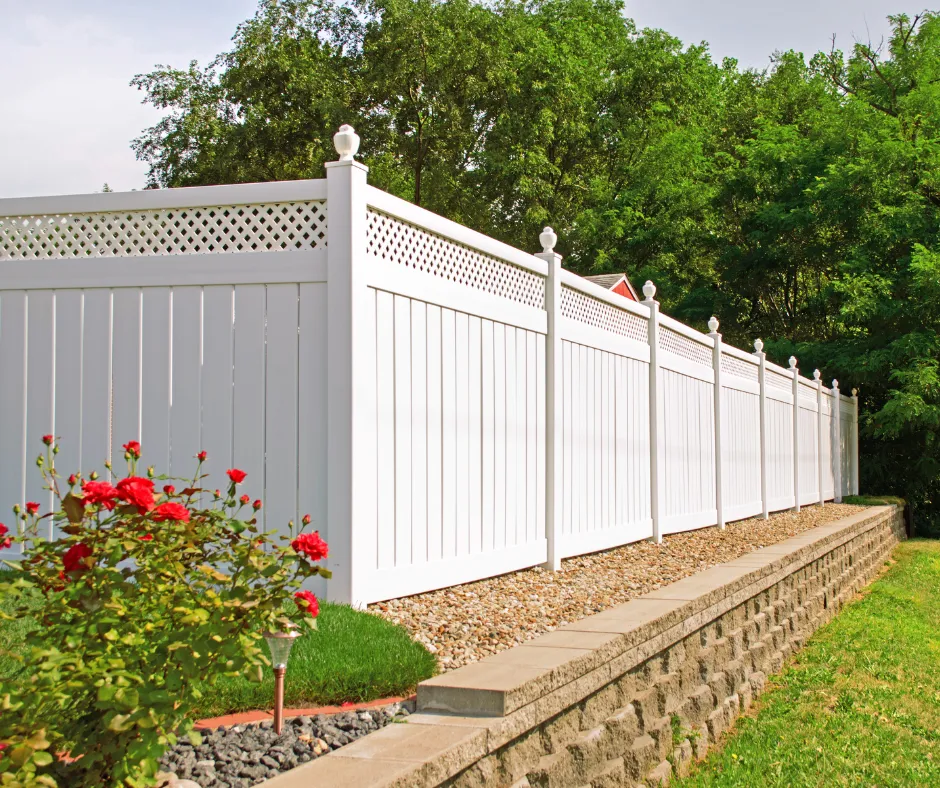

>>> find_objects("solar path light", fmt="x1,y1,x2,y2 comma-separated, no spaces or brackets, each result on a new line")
264,629,302,734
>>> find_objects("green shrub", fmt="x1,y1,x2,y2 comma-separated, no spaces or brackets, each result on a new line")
0,437,330,787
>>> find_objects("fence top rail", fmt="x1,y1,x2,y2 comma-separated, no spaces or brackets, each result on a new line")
658,311,715,349
720,342,760,365
765,358,793,378
0,180,328,218
558,268,652,320
365,186,548,278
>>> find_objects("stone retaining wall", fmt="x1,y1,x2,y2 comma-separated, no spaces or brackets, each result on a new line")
263,506,905,788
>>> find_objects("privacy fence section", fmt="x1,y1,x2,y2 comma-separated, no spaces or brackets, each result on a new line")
0,127,860,605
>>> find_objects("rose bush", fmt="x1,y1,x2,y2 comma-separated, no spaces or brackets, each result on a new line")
0,437,330,787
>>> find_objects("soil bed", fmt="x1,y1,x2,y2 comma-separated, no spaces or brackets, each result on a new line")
370,503,867,671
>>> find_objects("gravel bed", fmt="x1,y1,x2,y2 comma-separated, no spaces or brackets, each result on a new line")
370,504,868,671
157,702,412,787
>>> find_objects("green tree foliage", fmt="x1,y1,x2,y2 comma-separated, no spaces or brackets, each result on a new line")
131,4,940,523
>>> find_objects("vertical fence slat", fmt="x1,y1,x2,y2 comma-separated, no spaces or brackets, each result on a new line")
111,288,142,471
298,283,329,550
232,285,266,516
264,284,300,537
375,291,395,570
53,290,83,532
169,287,202,479
201,286,235,503
0,292,27,545
81,289,112,479
141,288,172,474
426,305,443,561
411,301,428,563
25,292,55,527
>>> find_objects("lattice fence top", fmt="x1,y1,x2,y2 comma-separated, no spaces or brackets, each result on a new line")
660,326,712,367
0,202,327,260
766,368,792,391
560,286,648,344
366,209,545,309
721,352,759,382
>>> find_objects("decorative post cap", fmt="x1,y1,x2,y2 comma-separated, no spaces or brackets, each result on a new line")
539,227,557,253
832,379,839,389
642,280,657,300
852,388,858,396
707,316,719,333
753,338,764,353
788,356,797,368
813,369,821,380
333,124,360,161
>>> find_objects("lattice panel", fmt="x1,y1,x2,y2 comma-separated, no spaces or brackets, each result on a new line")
366,210,544,309
659,326,712,366
560,286,648,343
721,353,759,381
766,369,792,391
0,202,327,259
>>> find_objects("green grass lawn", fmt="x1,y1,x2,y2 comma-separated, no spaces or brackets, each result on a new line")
676,539,940,787
192,601,437,718
0,578,436,719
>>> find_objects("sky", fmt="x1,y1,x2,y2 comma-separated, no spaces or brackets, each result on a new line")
0,0,927,199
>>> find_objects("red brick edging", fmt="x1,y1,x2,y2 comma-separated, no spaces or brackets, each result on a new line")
194,695,415,730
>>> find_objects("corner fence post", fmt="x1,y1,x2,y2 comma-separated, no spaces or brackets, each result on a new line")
643,282,664,543
538,228,563,571
708,318,724,529
852,388,860,495
832,379,842,502
325,124,373,607
790,357,800,512
814,369,824,506
754,339,769,519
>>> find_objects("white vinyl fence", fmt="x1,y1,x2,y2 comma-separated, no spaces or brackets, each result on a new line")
0,126,859,605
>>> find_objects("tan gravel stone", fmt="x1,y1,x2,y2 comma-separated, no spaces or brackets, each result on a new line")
369,504,867,673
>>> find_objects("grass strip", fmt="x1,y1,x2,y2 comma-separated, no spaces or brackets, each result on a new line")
677,539,940,787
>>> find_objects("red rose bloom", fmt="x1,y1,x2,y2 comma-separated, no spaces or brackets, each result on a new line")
291,531,329,562
151,502,190,523
25,502,39,516
63,543,93,574
294,590,319,618
116,476,155,514
197,451,207,462
139,534,153,541
122,440,141,458
0,524,11,550
42,434,54,446
240,494,250,505
81,480,119,510
302,514,312,526
163,485,176,496
253,499,262,511
68,474,78,486
226,468,247,484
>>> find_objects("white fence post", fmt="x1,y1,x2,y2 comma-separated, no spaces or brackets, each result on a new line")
538,228,563,571
754,339,769,519
814,369,824,506
325,125,373,606
789,356,800,513
643,281,664,544
832,379,843,503
851,388,860,495
708,317,724,530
